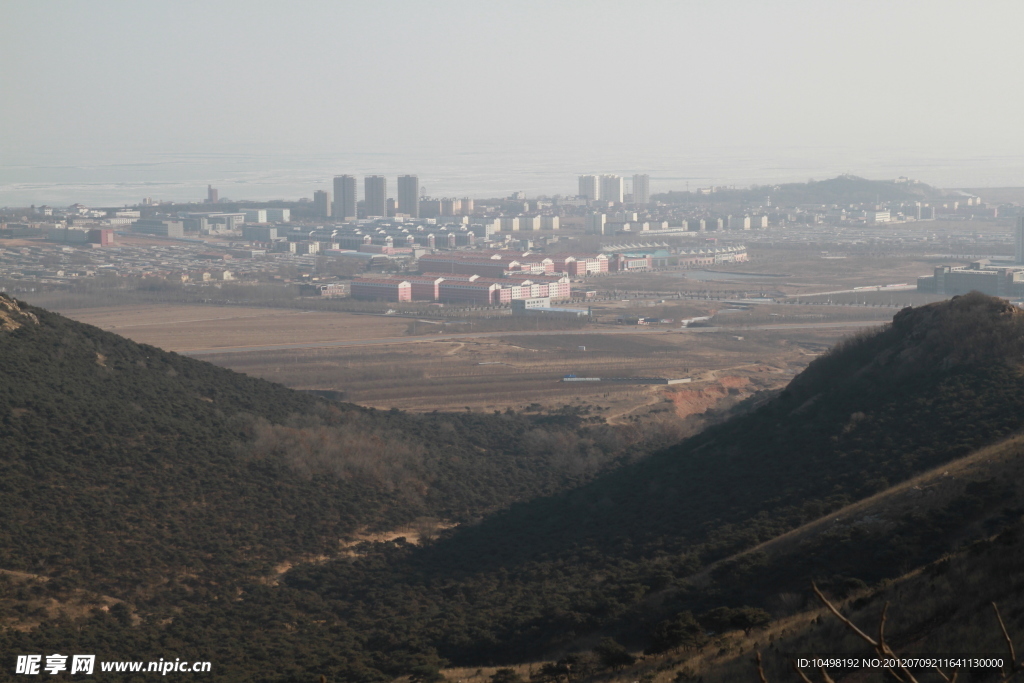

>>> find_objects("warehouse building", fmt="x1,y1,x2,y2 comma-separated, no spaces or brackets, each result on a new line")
917,261,1024,298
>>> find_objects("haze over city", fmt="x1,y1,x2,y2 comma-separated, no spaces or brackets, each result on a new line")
3,0,1024,206
6,2,1024,682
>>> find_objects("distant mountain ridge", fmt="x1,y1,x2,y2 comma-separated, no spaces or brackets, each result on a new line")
653,174,947,206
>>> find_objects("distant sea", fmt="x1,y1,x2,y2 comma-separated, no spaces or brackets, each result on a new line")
2,144,1022,208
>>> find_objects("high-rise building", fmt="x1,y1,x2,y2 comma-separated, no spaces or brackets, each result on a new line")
461,198,474,215
1015,216,1024,264
397,175,420,218
313,190,332,218
632,174,650,204
333,175,357,220
207,185,219,203
364,176,387,217
600,175,624,204
585,213,607,235
440,198,461,216
578,175,600,201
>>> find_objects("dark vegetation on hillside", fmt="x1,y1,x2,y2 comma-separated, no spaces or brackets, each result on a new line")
652,174,944,206
0,293,682,679
705,521,1024,683
2,293,1024,682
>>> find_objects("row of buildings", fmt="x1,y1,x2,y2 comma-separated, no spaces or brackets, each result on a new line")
350,272,572,305
584,212,762,234
313,173,655,222
345,246,693,304
316,175,450,220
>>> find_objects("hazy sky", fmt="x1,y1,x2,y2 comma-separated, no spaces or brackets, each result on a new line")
2,0,1023,199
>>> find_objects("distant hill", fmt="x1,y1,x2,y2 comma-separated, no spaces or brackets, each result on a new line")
653,174,946,206
4,293,1024,681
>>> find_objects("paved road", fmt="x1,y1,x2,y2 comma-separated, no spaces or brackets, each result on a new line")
688,321,884,332
183,320,883,356
785,284,916,298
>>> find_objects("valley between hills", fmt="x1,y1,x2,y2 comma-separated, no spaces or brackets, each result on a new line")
2,291,1024,682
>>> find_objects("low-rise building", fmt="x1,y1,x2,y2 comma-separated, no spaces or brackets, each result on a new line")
133,218,185,238
438,281,501,305
350,278,412,302
917,262,1024,298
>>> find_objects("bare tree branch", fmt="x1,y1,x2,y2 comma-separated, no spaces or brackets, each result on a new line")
790,660,814,683
811,583,918,682
811,583,879,647
755,651,770,683
993,602,1020,675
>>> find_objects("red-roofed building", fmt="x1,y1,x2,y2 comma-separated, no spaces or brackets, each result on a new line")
420,272,479,282
551,254,609,275
438,281,501,305
403,276,445,301
350,278,412,302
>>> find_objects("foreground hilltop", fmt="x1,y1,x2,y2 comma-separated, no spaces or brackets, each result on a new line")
2,293,1024,681
281,292,1024,671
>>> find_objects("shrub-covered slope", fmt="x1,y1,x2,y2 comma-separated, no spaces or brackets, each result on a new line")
0,294,658,592
4,292,1024,681
279,293,1024,667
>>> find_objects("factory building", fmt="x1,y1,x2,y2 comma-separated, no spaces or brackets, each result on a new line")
917,261,1024,298
608,254,653,272
132,219,185,238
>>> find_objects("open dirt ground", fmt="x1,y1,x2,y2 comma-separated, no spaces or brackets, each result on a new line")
199,325,872,418
53,300,888,419
57,305,411,350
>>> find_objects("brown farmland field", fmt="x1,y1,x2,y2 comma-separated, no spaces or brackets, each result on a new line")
54,301,887,420
56,305,411,350
199,325,870,418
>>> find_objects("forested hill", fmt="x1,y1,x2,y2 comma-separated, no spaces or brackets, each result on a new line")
0,293,661,593
652,174,945,206
446,292,1024,567
5,293,1024,681
279,293,1024,670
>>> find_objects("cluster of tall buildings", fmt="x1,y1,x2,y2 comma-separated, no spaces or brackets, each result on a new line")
314,175,423,220
578,174,650,204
